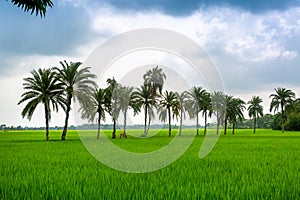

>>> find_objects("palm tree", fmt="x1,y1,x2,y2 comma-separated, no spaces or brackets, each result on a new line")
211,91,226,135
18,68,65,141
79,87,109,139
247,96,264,134
133,84,154,136
143,66,166,102
10,0,54,17
117,86,140,137
186,86,206,136
54,61,96,140
201,92,213,135
176,91,189,136
224,95,233,135
106,78,120,139
270,87,295,133
228,98,245,135
158,91,180,137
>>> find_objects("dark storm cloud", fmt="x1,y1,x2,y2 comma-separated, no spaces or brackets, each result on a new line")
102,0,299,15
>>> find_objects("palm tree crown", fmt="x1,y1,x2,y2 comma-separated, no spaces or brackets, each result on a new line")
270,87,295,133
18,68,65,141
248,96,264,133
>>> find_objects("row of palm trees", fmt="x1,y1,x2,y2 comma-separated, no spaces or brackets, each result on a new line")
18,61,297,141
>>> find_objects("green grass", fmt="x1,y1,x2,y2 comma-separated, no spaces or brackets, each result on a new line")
0,129,299,199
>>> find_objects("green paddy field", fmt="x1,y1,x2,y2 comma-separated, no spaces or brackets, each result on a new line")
0,129,299,199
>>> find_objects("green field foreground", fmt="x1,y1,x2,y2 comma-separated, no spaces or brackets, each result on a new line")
0,129,299,199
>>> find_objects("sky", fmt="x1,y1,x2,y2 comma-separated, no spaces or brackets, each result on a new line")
1,0,300,127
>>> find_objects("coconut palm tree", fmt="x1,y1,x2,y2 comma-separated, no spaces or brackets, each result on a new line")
79,87,109,139
106,77,120,139
247,96,264,134
10,0,53,17
158,91,180,137
186,86,206,136
18,68,65,141
228,98,245,135
270,87,295,133
211,91,226,135
117,86,140,137
201,91,213,135
143,66,166,99
224,95,233,135
176,91,189,136
54,60,97,140
133,84,155,136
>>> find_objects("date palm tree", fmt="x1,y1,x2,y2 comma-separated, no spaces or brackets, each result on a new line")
201,91,213,135
229,98,245,135
224,95,233,135
270,87,295,133
176,91,189,136
186,86,206,136
158,91,180,137
211,91,226,135
117,86,140,137
79,87,109,139
143,66,166,102
54,61,96,140
18,68,65,141
247,96,264,134
133,84,154,136
10,0,54,17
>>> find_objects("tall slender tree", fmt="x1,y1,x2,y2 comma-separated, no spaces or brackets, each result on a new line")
54,61,96,140
158,91,180,137
247,96,264,134
79,87,109,139
133,84,154,136
228,98,245,135
270,87,295,133
201,92,213,135
18,68,65,141
176,91,189,136
211,91,226,135
224,95,233,135
186,86,206,136
106,78,120,139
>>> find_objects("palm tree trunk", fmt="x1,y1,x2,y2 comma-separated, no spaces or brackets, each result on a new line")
281,103,284,133
216,112,220,135
224,117,227,135
196,111,199,136
144,105,148,136
62,93,72,141
232,123,235,135
97,111,101,139
112,119,116,139
204,111,207,136
146,110,151,136
123,109,127,138
179,109,183,136
168,107,171,137
44,103,49,141
253,117,256,134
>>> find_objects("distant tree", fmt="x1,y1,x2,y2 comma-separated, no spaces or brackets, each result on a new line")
117,86,140,137
176,91,189,136
247,96,264,133
224,95,233,135
228,98,245,135
270,87,295,133
106,78,120,139
211,91,226,135
9,0,54,17
158,91,180,137
133,84,155,136
54,61,96,140
18,68,65,141
186,86,206,136
201,92,213,135
79,87,109,139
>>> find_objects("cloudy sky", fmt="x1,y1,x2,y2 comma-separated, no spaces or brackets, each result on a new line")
1,0,300,127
